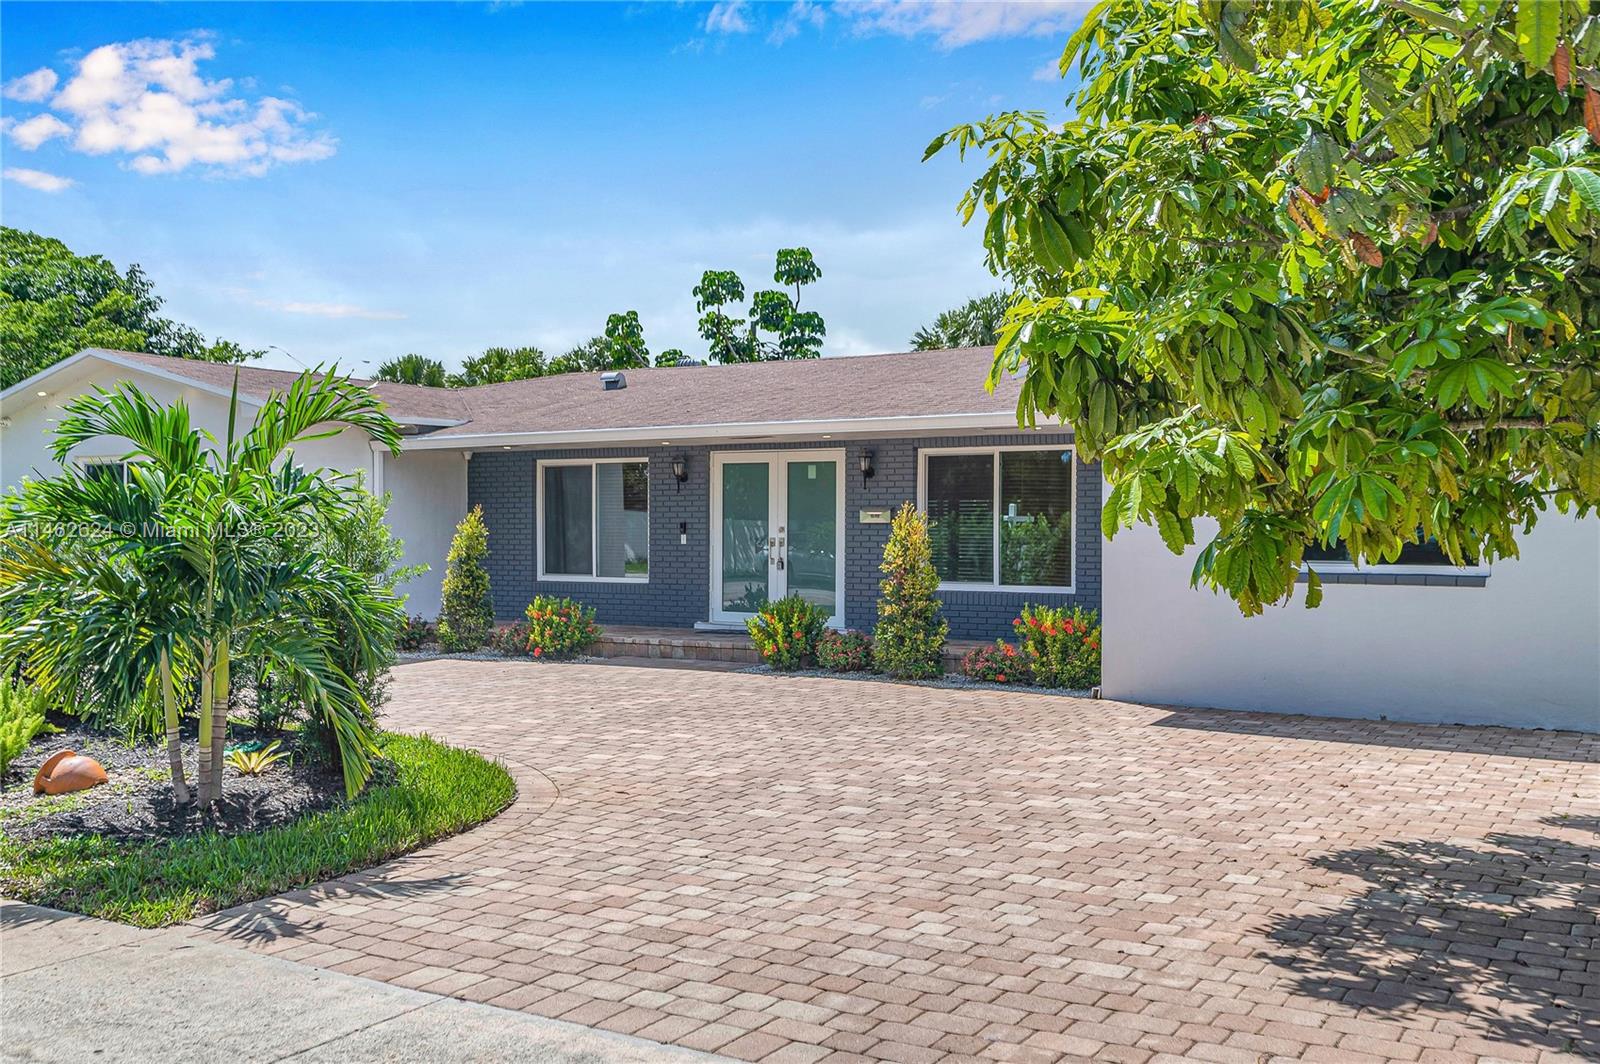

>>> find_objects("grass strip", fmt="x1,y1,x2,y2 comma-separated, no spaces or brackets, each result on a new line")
0,732,515,927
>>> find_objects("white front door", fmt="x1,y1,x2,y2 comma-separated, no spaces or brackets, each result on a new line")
709,450,845,628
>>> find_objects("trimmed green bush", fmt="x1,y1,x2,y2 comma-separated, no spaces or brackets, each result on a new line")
438,506,494,651
747,595,829,671
524,596,602,659
873,503,948,679
1013,605,1101,689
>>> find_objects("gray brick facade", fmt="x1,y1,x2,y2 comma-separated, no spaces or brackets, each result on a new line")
467,432,1101,640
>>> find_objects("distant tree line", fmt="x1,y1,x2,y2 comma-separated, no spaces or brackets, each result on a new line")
1,227,260,389
375,248,827,387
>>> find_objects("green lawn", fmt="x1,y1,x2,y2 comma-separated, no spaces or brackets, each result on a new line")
0,732,514,927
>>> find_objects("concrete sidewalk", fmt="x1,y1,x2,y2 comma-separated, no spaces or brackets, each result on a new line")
0,902,725,1063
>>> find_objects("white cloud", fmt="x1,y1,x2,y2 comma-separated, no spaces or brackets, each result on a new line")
7,113,73,150
769,1,826,44
703,1,752,35
234,290,407,320
1033,58,1064,82
10,36,335,177
4,167,76,193
274,300,407,321
835,1,1088,49
3,67,58,102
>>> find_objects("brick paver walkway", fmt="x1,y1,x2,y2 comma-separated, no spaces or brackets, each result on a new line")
193,661,1599,1063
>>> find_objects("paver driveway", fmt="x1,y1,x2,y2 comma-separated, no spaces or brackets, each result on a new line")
194,660,1599,1063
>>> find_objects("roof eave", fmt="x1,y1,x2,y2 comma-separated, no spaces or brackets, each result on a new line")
398,411,1039,452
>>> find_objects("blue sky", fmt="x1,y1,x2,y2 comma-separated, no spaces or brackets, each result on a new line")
2,2,1084,374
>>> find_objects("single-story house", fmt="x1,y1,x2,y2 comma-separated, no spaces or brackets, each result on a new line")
3,346,1596,733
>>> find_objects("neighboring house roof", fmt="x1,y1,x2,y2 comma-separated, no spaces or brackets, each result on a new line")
108,349,476,425
1,348,471,427
4,345,1023,446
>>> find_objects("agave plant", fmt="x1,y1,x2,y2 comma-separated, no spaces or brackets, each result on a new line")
0,369,402,803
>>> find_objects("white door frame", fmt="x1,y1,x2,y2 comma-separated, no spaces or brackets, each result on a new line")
708,449,846,628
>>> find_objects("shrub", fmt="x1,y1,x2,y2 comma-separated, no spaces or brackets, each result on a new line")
961,641,1028,685
747,595,830,671
488,621,532,656
438,507,494,651
524,596,601,659
815,629,873,673
0,680,56,784
396,615,436,651
873,503,948,679
1013,605,1101,689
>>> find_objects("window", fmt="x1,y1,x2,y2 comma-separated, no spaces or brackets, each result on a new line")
80,460,128,484
539,459,649,581
1303,535,1483,572
920,447,1075,591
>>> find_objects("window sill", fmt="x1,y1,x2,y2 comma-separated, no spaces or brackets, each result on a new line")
1297,569,1488,589
537,575,649,585
936,582,1077,596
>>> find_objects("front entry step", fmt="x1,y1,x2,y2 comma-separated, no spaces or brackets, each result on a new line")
595,625,991,674
595,625,761,665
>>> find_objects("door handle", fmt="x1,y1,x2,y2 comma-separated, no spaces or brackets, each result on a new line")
776,536,785,570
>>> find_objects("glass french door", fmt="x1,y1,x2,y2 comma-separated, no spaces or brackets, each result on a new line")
709,450,844,628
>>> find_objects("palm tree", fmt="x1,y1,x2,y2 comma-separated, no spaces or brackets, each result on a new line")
374,353,448,387
909,292,1013,351
0,370,403,803
451,346,547,386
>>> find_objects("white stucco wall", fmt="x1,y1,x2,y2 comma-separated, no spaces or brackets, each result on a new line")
380,449,467,618
2,358,464,623
1102,509,1600,733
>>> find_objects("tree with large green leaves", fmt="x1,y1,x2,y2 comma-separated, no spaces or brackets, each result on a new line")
695,248,826,362
910,292,1013,350
929,0,1600,614
0,371,404,803
1,227,260,389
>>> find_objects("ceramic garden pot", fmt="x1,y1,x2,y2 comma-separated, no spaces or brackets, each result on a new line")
32,750,109,796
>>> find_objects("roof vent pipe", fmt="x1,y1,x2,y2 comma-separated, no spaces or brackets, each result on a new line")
601,371,626,391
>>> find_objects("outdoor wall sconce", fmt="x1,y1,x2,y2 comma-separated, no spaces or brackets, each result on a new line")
859,451,875,489
672,455,688,491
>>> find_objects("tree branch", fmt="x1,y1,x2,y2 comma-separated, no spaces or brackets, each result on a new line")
1346,24,1481,160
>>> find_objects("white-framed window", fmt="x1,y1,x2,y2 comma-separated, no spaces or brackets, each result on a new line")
78,458,130,484
537,458,650,582
917,445,1076,594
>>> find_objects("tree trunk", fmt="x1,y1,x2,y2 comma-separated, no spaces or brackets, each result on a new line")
159,650,190,805
197,642,214,804
208,638,230,805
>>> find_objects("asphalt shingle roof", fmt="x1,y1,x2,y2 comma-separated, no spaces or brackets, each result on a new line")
79,346,1017,438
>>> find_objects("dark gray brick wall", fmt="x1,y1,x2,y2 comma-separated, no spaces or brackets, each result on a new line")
467,432,1102,640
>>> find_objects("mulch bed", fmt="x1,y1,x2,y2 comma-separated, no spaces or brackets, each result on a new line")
0,721,378,843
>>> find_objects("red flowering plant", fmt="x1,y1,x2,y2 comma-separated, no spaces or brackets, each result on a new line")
396,614,436,651
746,594,829,671
488,620,531,656
523,595,602,659
961,640,1027,685
1013,604,1101,689
816,629,874,673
